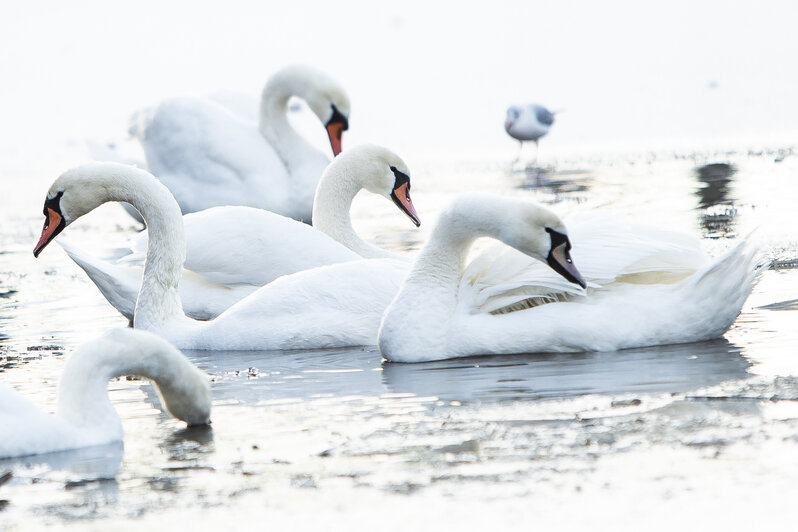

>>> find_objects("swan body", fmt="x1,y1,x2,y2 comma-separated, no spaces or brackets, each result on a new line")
34,162,408,350
0,329,211,459
129,65,350,222
57,145,420,321
379,194,765,362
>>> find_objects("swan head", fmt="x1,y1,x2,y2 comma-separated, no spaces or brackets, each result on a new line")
501,199,585,288
449,194,585,288
307,88,349,158
327,144,421,227
265,65,351,156
33,162,110,257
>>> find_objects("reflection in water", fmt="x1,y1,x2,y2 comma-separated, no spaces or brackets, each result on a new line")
382,339,750,403
184,340,749,406
184,347,384,404
160,425,215,464
694,162,737,238
514,165,593,202
0,441,123,481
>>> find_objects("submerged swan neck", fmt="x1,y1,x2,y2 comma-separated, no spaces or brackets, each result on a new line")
56,331,211,429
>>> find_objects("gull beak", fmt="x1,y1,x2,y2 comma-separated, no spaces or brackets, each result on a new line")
546,233,586,289
390,181,421,227
34,208,65,257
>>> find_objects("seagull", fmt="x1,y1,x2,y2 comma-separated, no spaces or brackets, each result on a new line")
505,103,555,163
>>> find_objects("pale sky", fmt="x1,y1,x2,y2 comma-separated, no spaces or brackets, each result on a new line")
2,0,796,160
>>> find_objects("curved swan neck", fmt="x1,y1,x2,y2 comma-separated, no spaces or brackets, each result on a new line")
56,331,210,429
71,164,187,329
312,167,385,258
258,73,317,172
380,202,510,356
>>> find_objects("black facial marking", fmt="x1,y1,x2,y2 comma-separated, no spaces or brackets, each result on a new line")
43,190,64,217
389,166,420,227
326,103,349,131
390,166,411,193
34,190,66,257
544,227,585,288
545,227,570,255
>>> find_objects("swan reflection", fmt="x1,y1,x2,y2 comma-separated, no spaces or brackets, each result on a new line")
382,339,750,403
185,339,749,406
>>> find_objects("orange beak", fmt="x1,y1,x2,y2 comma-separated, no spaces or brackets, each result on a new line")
390,182,421,227
326,122,344,156
33,208,64,257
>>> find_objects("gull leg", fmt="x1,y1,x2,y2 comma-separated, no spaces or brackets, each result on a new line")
512,140,523,164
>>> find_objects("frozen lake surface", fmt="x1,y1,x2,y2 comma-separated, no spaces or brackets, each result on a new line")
2,144,798,530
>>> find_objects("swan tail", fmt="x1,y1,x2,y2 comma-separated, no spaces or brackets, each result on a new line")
682,235,768,338
57,240,139,321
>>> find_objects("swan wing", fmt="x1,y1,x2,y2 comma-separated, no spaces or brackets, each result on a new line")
125,206,361,286
194,259,408,350
58,239,258,321
448,236,766,359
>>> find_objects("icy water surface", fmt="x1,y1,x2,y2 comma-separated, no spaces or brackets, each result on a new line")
2,146,798,529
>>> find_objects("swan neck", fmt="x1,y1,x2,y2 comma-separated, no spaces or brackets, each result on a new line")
56,336,205,429
258,83,308,171
97,167,187,329
311,168,366,250
413,223,476,285
312,169,395,258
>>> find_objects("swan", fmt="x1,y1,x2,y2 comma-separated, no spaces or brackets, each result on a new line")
128,65,350,222
378,194,765,362
0,328,211,459
34,162,407,350
56,145,421,321
505,103,555,162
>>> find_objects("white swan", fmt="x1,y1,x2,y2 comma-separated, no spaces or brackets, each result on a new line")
0,329,211,459
129,65,350,222
34,162,407,350
56,145,421,321
379,194,765,362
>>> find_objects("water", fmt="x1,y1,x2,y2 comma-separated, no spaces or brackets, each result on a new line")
2,145,798,530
